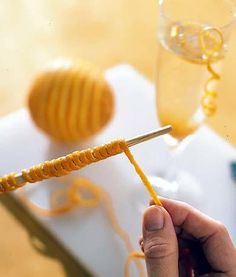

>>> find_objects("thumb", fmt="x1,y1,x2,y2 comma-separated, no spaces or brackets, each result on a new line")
143,205,179,277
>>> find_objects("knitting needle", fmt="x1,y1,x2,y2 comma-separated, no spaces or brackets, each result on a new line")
127,125,172,147
13,125,172,186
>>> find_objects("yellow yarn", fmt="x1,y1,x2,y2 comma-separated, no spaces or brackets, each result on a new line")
0,139,162,207
170,24,224,117
125,252,145,277
1,135,161,275
28,60,114,143
19,176,145,276
199,27,223,116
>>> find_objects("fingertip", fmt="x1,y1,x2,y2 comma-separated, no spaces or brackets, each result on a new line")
143,206,165,232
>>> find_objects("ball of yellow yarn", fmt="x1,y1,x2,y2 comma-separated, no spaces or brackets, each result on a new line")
28,59,114,143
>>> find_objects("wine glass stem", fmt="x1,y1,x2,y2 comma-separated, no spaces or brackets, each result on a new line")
162,143,184,180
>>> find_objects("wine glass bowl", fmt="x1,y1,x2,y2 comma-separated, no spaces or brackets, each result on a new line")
132,0,236,213
145,0,236,204
157,0,236,145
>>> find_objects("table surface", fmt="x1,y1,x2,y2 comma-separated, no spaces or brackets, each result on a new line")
0,1,236,276
0,65,236,277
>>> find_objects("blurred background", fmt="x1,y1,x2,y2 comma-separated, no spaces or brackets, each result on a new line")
0,0,236,276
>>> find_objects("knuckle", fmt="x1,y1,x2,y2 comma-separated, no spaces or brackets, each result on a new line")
144,238,176,260
174,200,192,211
139,237,143,245
180,202,192,210
149,199,155,206
216,222,228,235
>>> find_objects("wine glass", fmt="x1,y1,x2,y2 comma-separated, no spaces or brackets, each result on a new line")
149,0,236,205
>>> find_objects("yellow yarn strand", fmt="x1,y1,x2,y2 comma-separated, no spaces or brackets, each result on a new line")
19,177,145,276
125,252,145,277
122,145,162,206
57,70,74,141
91,72,103,133
0,140,162,207
1,139,162,276
171,24,224,117
199,27,223,117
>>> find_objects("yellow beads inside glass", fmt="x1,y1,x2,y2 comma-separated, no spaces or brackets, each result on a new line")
28,60,114,143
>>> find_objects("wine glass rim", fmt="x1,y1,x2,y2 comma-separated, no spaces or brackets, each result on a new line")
159,0,236,29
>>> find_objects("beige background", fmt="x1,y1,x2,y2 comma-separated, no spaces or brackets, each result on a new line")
1,0,236,145
0,1,236,276
0,202,64,276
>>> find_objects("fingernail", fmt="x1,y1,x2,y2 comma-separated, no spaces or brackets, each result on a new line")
144,206,164,231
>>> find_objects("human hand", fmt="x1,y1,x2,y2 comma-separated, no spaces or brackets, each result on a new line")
141,198,236,276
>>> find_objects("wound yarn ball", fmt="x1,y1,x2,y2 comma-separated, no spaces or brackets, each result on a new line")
28,59,114,143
